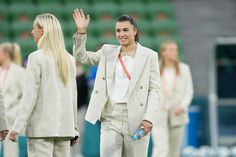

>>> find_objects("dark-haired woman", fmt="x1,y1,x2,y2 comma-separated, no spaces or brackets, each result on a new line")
73,9,161,157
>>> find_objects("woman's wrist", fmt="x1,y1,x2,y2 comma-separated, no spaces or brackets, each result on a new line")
77,31,86,34
77,29,86,34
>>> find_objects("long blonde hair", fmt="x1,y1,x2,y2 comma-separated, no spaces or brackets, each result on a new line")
159,40,180,76
35,13,70,86
0,42,22,65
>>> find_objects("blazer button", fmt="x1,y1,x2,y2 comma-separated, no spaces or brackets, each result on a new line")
140,86,143,89
140,103,144,106
95,90,98,94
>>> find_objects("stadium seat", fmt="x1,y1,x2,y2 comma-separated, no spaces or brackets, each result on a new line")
0,3,10,22
99,36,118,46
8,0,32,4
14,37,36,59
136,19,153,36
63,0,92,4
64,36,73,53
139,35,156,51
36,0,63,4
90,0,119,3
93,2,119,21
9,3,36,22
120,2,148,20
0,21,10,40
88,20,116,37
86,36,101,51
151,20,177,37
38,3,64,20
62,20,76,38
151,0,170,2
119,0,143,2
11,21,33,39
96,20,116,37
64,2,91,21
0,37,10,44
147,2,174,21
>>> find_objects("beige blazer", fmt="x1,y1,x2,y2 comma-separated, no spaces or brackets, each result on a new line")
73,34,161,133
12,49,77,138
0,89,7,131
161,62,193,127
0,63,25,127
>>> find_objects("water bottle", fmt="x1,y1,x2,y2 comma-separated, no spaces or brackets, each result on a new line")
131,126,145,141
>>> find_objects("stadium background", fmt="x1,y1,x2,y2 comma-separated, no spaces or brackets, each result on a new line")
1,0,236,156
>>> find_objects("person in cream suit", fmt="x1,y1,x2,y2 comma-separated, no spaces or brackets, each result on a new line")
0,89,8,141
8,13,78,157
73,9,161,157
0,42,25,157
152,41,193,157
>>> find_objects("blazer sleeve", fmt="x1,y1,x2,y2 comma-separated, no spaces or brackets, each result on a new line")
71,57,79,134
143,52,161,125
180,65,194,110
73,33,102,66
0,89,8,131
12,54,41,133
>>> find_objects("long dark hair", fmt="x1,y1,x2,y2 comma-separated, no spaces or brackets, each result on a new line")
116,15,139,42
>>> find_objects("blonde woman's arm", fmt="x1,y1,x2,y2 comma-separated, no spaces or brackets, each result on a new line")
9,53,41,142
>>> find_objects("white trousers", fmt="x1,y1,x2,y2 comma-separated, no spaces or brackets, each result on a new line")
71,106,87,157
3,133,19,157
100,103,150,157
152,115,185,157
27,137,70,157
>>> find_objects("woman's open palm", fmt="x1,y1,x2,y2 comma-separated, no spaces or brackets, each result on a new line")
73,9,90,33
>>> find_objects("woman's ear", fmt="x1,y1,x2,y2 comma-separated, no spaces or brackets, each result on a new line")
134,27,137,35
39,28,44,36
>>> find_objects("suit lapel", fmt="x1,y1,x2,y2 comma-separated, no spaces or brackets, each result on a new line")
106,46,120,95
128,43,148,96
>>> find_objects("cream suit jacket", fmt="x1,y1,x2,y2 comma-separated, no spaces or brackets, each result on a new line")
73,34,161,133
0,63,25,127
0,89,7,131
12,49,77,138
161,62,193,127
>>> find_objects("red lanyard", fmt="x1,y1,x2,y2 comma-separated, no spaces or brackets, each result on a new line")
118,51,131,80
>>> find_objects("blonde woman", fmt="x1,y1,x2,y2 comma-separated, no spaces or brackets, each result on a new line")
0,42,25,157
8,13,78,157
152,41,193,157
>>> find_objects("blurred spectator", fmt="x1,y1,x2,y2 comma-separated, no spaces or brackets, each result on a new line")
0,42,25,157
152,41,193,157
